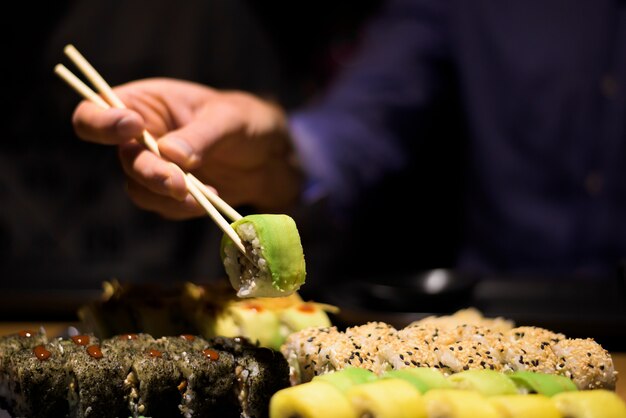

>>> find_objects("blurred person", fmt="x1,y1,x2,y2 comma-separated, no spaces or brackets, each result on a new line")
2,0,386,305
70,0,626,288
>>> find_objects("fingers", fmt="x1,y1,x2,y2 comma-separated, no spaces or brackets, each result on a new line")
118,141,188,201
72,101,145,145
125,178,205,220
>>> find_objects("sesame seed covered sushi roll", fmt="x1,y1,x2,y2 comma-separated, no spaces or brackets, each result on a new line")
550,338,617,390
221,214,306,298
280,326,345,384
501,327,565,375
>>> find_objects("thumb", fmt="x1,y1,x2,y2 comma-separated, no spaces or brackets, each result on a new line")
157,103,240,170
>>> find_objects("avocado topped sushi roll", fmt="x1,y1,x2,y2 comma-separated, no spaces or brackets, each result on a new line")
222,214,306,298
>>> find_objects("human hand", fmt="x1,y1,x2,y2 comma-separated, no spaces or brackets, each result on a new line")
72,78,302,219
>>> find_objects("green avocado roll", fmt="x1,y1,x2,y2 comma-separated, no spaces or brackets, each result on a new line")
221,214,306,298
508,370,578,396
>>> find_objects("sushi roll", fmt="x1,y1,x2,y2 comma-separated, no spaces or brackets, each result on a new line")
313,367,378,392
0,328,47,411
277,301,334,343
221,214,306,298
410,308,514,333
552,389,626,418
381,368,451,393
281,322,399,384
269,380,356,418
209,336,291,418
489,394,562,418
508,370,578,396
345,378,426,418
214,301,283,349
124,345,183,418
446,369,518,396
501,326,565,374
2,338,72,417
423,389,500,418
158,336,237,417
67,340,130,418
550,338,617,390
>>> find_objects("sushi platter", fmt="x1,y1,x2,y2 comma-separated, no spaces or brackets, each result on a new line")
2,305,626,417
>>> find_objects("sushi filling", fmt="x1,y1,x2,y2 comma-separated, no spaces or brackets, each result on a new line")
124,371,143,415
224,222,274,298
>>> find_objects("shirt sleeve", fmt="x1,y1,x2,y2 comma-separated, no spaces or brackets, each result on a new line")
289,0,451,213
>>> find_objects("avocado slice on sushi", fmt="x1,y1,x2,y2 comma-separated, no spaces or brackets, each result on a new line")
424,389,500,418
214,301,283,349
447,369,518,396
278,302,333,338
552,389,626,418
222,214,306,298
508,370,578,396
382,368,451,393
489,394,561,418
313,367,378,393
345,378,427,418
270,380,356,418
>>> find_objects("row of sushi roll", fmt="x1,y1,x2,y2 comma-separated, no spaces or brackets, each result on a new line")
0,328,289,418
270,366,626,417
281,308,618,390
78,279,336,350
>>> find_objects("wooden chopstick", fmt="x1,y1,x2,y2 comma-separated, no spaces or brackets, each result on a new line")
54,52,247,256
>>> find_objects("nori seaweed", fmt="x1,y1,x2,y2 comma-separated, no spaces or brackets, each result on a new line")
0,334,290,418
208,336,290,418
129,349,182,418
68,343,129,418
157,336,236,417
4,338,71,418
0,329,47,412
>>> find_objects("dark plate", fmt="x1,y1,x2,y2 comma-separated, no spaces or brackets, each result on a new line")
358,269,479,312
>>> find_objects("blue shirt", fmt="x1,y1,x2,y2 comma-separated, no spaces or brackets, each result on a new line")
290,0,626,277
